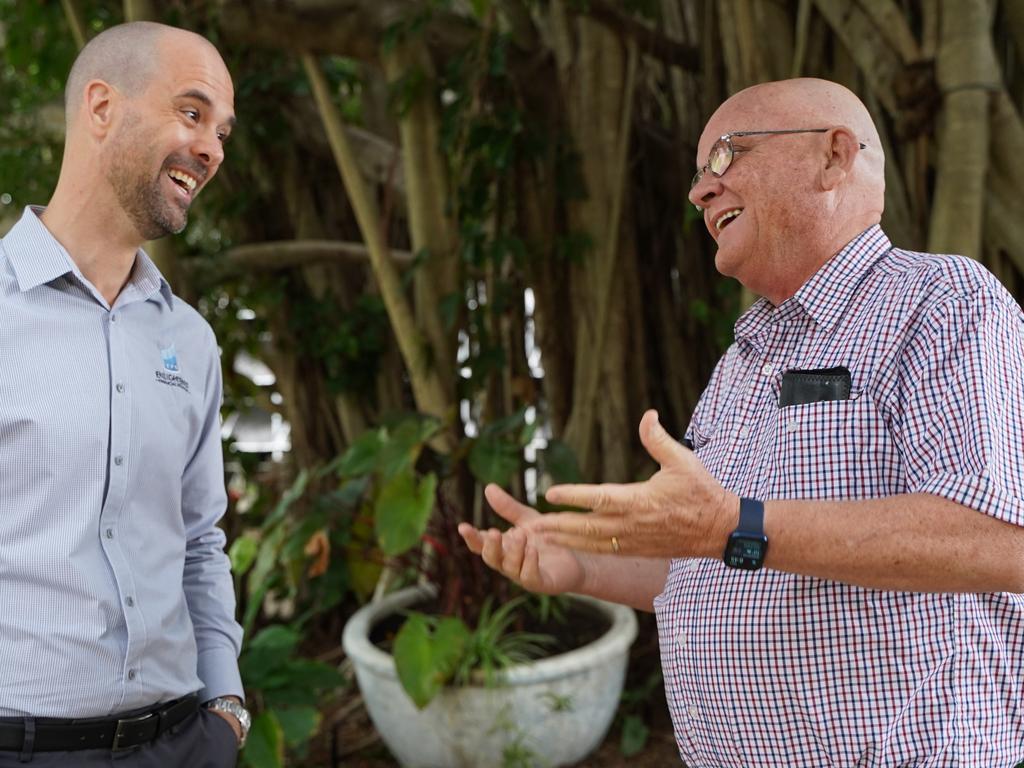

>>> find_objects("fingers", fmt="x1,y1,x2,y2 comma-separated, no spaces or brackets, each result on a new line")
638,409,688,467
502,528,527,576
543,482,633,513
457,522,484,554
463,524,531,584
485,484,540,525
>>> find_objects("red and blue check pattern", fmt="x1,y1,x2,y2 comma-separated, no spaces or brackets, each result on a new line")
657,226,1024,767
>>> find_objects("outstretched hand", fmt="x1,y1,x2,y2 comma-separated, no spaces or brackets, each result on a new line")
528,410,737,559
458,485,587,596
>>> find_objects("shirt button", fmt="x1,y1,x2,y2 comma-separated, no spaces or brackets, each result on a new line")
787,419,799,432
761,362,773,376
126,596,135,607
105,528,114,539
737,426,750,439
110,314,117,323
687,704,699,718
675,631,687,650
127,669,136,680
114,455,124,466
116,383,125,394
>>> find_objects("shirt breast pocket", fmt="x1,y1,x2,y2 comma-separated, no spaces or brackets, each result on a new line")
766,393,902,500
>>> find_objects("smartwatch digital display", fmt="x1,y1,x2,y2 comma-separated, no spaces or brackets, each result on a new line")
723,498,768,570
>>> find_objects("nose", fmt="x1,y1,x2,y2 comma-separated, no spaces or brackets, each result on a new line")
687,172,720,211
192,128,224,174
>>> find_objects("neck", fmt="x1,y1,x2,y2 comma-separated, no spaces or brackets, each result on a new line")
40,175,144,306
762,212,881,305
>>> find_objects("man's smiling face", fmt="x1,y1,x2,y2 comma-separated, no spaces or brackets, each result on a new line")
689,96,826,299
103,33,235,241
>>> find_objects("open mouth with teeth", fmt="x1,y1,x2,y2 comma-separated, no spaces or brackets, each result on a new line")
167,168,198,197
715,208,743,232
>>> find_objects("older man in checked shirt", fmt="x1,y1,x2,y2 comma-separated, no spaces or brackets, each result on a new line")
0,22,248,766
460,78,1024,766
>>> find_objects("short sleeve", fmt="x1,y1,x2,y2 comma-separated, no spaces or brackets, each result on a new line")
889,289,1024,526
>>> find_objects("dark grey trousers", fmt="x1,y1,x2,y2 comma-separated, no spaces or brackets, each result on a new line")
0,709,237,767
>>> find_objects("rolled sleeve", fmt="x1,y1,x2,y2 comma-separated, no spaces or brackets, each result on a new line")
890,289,1024,527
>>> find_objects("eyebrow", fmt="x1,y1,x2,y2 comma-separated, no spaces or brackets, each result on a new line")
177,88,237,128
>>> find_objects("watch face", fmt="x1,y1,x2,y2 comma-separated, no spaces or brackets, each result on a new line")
724,532,768,570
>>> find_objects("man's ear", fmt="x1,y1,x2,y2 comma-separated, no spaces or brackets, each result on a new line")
82,80,117,138
819,126,860,191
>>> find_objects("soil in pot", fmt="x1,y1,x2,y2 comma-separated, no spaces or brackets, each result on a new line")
369,595,612,659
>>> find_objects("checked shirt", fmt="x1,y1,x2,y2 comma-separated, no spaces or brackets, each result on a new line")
657,226,1024,767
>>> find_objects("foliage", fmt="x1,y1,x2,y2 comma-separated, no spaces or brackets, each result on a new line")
238,626,345,767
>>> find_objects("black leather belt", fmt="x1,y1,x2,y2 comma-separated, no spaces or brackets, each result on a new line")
0,693,199,752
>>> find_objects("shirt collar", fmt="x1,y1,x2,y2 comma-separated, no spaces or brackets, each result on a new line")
2,206,174,309
734,225,891,340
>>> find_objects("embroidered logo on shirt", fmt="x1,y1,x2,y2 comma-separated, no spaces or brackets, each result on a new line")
155,342,189,392
160,344,180,372
155,370,190,393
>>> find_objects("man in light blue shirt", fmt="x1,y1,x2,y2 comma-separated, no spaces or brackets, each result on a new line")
0,20,248,766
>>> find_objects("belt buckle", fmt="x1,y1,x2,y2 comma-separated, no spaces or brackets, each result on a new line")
112,712,155,752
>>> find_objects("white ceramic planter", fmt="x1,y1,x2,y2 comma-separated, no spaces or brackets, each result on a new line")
342,585,638,768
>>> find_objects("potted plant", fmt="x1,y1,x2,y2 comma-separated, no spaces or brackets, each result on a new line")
333,411,638,767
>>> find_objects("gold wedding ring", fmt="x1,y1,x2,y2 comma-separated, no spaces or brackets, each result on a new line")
610,536,620,553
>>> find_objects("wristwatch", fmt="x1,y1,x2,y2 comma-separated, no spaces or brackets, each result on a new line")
723,497,768,570
205,697,252,748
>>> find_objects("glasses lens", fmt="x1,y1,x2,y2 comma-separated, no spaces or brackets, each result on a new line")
708,139,731,176
690,168,703,190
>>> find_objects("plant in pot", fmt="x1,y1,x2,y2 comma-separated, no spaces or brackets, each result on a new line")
336,410,638,768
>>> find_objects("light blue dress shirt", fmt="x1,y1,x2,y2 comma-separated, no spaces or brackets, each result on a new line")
0,207,243,717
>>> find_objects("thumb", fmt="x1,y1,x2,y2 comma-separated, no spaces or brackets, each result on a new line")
484,484,540,525
639,409,688,468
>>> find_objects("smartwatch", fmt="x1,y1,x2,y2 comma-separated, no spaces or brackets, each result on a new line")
723,497,768,570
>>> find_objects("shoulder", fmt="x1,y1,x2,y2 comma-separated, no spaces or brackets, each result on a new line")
169,293,218,343
879,247,1016,310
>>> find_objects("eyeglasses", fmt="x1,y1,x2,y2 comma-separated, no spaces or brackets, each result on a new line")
690,128,867,211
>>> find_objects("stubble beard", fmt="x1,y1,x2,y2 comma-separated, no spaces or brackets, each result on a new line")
105,113,189,241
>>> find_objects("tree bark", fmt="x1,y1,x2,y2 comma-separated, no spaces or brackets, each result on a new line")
927,0,999,260
302,52,454,436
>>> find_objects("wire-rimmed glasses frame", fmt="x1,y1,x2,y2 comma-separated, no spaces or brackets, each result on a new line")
690,128,866,211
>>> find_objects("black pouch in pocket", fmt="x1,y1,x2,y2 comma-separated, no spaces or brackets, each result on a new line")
779,366,852,407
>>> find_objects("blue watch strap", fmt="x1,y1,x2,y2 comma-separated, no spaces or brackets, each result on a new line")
737,497,765,534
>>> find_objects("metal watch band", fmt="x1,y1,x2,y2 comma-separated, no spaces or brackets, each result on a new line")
204,697,251,749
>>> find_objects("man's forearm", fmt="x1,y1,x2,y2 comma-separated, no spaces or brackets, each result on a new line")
759,493,1024,592
579,555,670,612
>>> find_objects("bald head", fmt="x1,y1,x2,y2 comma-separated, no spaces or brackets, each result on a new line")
690,78,886,303
64,22,217,127
710,78,886,207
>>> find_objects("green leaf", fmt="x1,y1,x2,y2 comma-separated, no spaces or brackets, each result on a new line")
273,706,321,747
229,534,259,575
374,470,437,556
539,439,582,484
376,417,442,480
241,711,284,768
468,436,520,486
620,714,649,757
433,617,471,679
251,625,301,653
263,469,310,528
334,429,384,477
393,613,470,709
394,614,435,708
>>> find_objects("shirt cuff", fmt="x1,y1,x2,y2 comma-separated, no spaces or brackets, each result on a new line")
197,647,245,704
